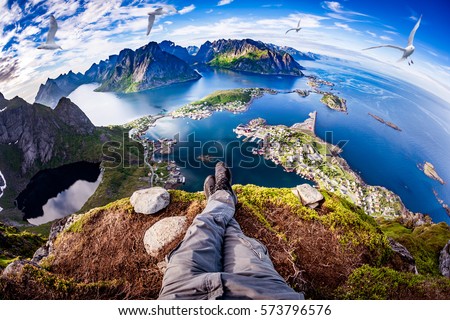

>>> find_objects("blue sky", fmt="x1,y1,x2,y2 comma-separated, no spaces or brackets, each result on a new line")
0,0,449,102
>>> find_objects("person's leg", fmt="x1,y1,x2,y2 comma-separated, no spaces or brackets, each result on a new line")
222,218,304,299
158,169,237,300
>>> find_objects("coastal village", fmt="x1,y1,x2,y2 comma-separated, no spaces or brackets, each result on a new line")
234,112,405,217
127,115,186,189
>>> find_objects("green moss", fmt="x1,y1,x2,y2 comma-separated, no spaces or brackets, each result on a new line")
169,189,204,203
338,264,450,299
67,198,133,234
0,223,47,269
26,265,122,296
0,256,18,269
379,220,450,275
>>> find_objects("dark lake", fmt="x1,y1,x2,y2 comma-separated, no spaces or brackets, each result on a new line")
15,161,102,225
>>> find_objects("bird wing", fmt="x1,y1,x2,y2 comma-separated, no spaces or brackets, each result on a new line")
297,19,301,29
285,28,295,34
363,44,406,52
147,14,155,35
46,15,58,44
408,15,422,46
155,7,164,14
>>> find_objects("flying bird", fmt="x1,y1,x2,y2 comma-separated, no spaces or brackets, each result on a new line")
37,14,62,50
286,19,302,35
147,7,164,36
363,15,422,66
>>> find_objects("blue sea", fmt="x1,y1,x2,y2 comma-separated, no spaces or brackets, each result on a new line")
68,60,450,224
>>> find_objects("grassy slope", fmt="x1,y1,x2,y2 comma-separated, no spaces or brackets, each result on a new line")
191,89,252,106
378,219,450,275
2,185,448,299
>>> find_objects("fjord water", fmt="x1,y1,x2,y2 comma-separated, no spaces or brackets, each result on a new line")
69,61,450,223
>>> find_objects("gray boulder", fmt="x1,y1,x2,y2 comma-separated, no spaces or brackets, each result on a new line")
130,187,170,215
2,260,41,279
439,240,450,278
143,216,187,257
292,184,324,208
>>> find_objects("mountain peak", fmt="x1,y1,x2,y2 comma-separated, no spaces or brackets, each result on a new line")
54,97,95,135
195,38,304,76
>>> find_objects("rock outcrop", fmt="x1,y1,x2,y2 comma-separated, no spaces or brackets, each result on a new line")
292,184,324,208
130,187,170,215
32,214,84,264
143,216,188,257
439,240,450,278
2,260,41,279
194,39,304,76
388,238,418,274
0,95,95,173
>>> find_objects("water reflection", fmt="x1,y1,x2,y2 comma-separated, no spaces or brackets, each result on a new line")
28,173,102,225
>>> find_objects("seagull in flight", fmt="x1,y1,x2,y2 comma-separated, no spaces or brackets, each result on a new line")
286,19,302,35
363,15,422,66
147,7,164,36
37,15,62,50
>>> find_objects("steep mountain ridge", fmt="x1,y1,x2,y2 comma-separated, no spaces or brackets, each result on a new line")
34,42,201,106
94,42,201,93
194,39,304,76
35,71,88,108
35,39,309,107
0,95,94,173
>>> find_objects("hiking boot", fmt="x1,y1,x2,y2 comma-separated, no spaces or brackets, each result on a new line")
214,161,237,204
203,175,216,200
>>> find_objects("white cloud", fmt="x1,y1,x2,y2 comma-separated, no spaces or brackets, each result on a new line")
366,30,376,37
379,35,392,41
262,4,282,8
206,9,214,14
323,1,342,12
178,4,195,15
334,22,358,33
164,21,173,25
322,1,368,17
217,0,234,6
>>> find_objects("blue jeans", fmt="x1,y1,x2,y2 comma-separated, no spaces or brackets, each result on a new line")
158,190,304,300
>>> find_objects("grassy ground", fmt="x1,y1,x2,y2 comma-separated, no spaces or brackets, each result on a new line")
2,185,448,299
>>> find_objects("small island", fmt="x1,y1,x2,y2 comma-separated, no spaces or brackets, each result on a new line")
307,76,334,89
171,88,277,120
320,93,347,112
368,113,402,131
419,161,445,185
294,89,310,97
433,189,450,217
